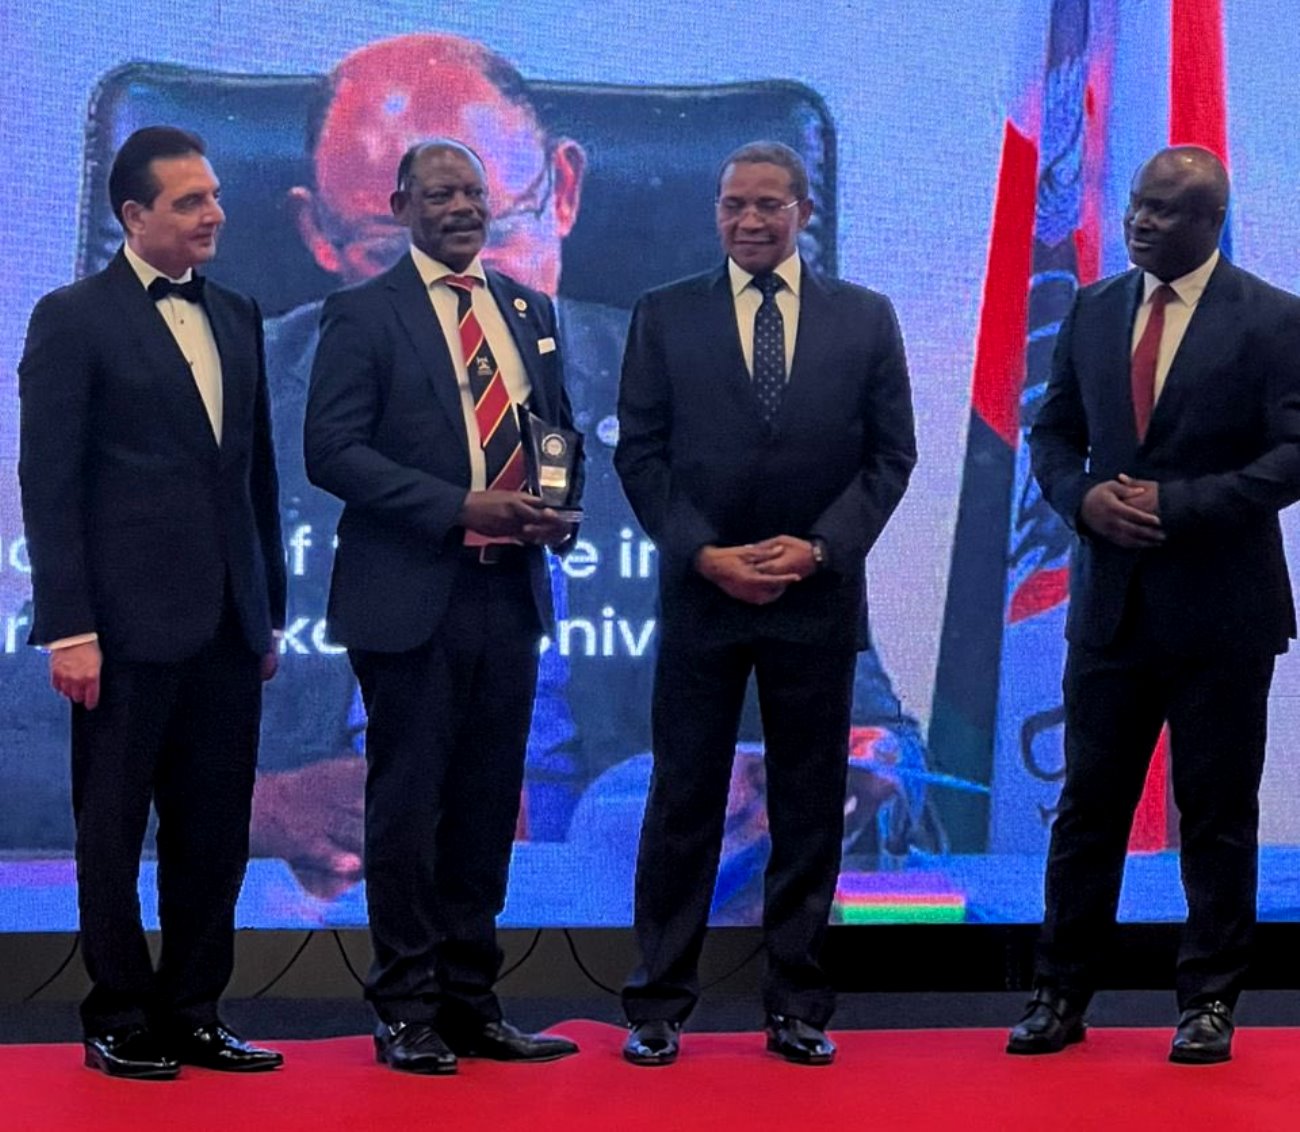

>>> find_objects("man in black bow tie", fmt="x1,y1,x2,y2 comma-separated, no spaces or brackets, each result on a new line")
17,126,286,1078
147,275,206,303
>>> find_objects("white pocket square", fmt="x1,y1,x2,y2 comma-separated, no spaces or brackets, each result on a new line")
538,336,557,355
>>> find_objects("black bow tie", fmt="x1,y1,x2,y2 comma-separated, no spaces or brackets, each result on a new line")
147,275,205,303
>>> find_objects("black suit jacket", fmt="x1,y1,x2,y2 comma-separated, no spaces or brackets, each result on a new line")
615,261,916,650
1030,257,1300,656
18,249,285,662
304,254,576,652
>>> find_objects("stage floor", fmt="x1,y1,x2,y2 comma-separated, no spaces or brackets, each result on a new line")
4,1020,1300,1131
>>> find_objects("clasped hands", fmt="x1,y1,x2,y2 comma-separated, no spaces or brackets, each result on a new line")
1080,473,1164,549
458,490,575,547
695,535,818,605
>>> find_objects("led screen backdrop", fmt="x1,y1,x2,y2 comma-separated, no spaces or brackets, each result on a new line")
3,0,1300,929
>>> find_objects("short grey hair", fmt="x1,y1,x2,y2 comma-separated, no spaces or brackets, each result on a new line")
716,140,809,201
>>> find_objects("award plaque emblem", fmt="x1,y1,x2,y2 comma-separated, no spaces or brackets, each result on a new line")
518,404,584,521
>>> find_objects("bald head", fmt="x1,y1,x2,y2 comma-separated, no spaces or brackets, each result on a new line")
311,36,538,223
288,33,587,293
1124,146,1229,281
1147,146,1229,210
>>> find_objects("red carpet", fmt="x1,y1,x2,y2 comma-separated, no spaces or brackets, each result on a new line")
4,1021,1300,1131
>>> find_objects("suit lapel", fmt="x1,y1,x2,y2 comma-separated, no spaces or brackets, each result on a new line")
707,265,765,421
103,251,220,458
1145,259,1240,443
203,286,250,461
386,255,468,450
1101,269,1145,451
487,270,551,419
779,264,828,423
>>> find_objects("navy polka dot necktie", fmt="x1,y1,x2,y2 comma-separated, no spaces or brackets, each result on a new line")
751,272,786,423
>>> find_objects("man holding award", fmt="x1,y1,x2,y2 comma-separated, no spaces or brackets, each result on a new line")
305,139,581,1073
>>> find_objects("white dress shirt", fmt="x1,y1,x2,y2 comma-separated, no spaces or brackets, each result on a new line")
729,251,801,378
124,242,223,444
1131,248,1220,404
409,245,532,490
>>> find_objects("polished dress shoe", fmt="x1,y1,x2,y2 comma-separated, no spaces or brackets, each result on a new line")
623,1019,681,1066
83,1025,180,1080
442,1019,578,1062
1006,988,1087,1054
374,1021,458,1075
765,1014,836,1066
1170,1001,1234,1065
172,1024,284,1072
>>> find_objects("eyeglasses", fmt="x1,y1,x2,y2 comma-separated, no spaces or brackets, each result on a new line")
493,151,555,227
397,146,555,225
715,196,802,219
419,185,487,207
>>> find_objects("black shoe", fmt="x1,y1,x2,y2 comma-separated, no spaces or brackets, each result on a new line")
373,1021,458,1075
1170,1001,1234,1065
442,1019,578,1062
1006,988,1087,1055
623,1020,681,1066
83,1026,180,1080
764,1014,836,1066
172,1024,284,1072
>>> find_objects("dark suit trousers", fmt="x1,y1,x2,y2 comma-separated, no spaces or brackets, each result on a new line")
72,602,262,1036
1037,618,1275,1010
350,556,540,1027
623,631,857,1028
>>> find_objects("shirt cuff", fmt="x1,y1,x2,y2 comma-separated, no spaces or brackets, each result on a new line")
43,632,98,651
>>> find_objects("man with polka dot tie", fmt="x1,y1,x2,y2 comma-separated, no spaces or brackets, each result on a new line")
616,140,917,1067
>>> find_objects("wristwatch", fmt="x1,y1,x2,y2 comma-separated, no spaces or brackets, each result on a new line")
809,537,828,572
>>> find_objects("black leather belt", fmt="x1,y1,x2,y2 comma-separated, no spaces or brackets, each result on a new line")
459,543,527,566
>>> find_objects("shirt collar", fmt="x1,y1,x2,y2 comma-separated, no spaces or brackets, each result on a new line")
728,252,802,299
1142,248,1219,307
123,242,194,291
410,244,486,289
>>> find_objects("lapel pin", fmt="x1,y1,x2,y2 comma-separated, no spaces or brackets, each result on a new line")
514,297,528,317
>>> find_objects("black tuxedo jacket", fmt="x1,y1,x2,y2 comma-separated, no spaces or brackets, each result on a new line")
18,249,285,662
304,254,576,652
615,260,916,650
1030,257,1300,656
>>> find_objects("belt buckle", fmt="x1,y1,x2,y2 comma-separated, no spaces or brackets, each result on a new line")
478,544,502,565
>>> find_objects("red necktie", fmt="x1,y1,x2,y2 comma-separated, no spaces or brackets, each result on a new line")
1130,284,1174,442
444,275,526,492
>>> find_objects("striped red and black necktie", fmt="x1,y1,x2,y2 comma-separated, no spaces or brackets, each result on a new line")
445,274,526,491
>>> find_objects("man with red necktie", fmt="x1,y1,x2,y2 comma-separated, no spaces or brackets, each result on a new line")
1011,146,1300,1065
305,139,580,1074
